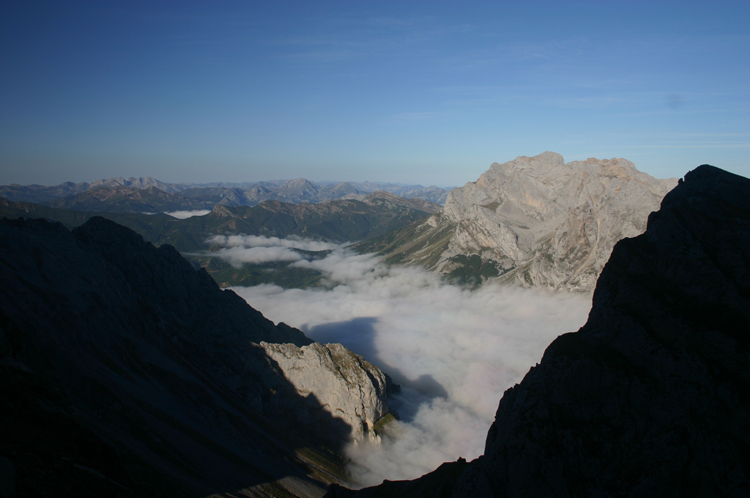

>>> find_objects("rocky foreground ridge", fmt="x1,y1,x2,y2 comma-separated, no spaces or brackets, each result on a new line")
360,152,676,291
0,216,395,497
328,164,750,496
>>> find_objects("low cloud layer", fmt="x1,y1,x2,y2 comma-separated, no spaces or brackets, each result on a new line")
229,238,592,486
165,209,211,219
205,234,340,266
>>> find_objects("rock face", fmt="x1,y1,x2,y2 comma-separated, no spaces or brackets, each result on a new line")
261,342,395,441
0,216,392,497
346,191,442,214
360,152,676,291
328,164,750,496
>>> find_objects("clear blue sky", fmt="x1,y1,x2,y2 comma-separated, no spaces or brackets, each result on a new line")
1,0,748,186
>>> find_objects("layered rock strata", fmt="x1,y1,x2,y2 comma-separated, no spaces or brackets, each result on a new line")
362,152,676,291
261,342,395,441
329,165,750,496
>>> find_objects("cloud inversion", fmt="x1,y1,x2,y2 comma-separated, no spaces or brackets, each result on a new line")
205,234,340,266
228,238,592,486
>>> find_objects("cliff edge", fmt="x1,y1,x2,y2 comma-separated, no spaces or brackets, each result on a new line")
330,165,750,496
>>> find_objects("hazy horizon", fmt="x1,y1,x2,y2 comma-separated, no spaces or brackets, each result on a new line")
2,1,749,187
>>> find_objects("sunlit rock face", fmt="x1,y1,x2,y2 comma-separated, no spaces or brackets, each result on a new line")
327,164,750,497
0,216,391,497
368,152,676,291
261,342,395,441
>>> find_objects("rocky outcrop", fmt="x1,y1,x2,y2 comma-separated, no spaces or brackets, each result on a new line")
328,164,750,496
261,342,396,441
360,152,676,291
0,216,392,497
343,191,442,214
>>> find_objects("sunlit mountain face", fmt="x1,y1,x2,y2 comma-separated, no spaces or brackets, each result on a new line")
2,1,749,497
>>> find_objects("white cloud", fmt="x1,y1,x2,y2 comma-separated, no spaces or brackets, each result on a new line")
227,239,592,486
203,234,341,266
207,234,340,251
165,210,211,219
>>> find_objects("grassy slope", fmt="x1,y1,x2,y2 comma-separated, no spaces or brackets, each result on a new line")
0,198,431,288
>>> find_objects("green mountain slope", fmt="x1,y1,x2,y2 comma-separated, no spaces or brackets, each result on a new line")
1,195,433,288
43,185,212,212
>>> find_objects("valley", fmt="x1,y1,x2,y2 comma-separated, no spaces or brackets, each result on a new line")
4,2,747,496
2,159,748,497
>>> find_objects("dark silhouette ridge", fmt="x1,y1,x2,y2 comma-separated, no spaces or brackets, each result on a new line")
0,216,353,497
327,164,750,497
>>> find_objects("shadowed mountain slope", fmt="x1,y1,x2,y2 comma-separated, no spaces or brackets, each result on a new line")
328,166,750,496
0,217,394,497
1,194,437,251
0,195,438,288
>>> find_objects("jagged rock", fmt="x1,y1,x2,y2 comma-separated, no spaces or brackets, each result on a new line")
0,216,391,497
343,191,442,214
361,152,676,291
328,165,750,496
261,342,395,441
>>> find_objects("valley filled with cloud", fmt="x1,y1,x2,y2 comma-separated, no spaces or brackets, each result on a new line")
224,236,592,486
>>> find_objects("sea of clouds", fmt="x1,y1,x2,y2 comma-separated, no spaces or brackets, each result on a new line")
220,235,592,486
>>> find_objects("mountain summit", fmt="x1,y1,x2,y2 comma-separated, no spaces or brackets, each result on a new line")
360,152,676,291
328,164,750,497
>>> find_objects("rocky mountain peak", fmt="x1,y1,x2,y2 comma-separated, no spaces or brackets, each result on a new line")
479,150,564,183
329,164,750,496
364,152,676,291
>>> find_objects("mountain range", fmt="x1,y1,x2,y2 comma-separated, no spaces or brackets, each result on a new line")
359,152,677,291
327,164,750,497
3,158,749,497
0,177,453,207
0,191,439,288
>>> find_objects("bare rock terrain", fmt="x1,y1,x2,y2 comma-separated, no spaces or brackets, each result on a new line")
261,342,395,441
327,164,750,497
362,152,676,291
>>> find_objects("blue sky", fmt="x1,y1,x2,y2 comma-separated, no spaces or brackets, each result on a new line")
1,0,748,186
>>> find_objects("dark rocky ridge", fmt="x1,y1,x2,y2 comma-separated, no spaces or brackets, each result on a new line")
0,194,439,289
0,216,389,497
328,164,750,496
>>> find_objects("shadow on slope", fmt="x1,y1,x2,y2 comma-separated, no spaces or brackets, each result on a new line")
306,316,449,418
0,216,354,497
327,165,750,496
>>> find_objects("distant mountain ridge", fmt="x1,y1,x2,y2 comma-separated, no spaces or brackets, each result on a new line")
44,185,214,212
359,152,677,291
1,176,453,206
0,192,439,288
